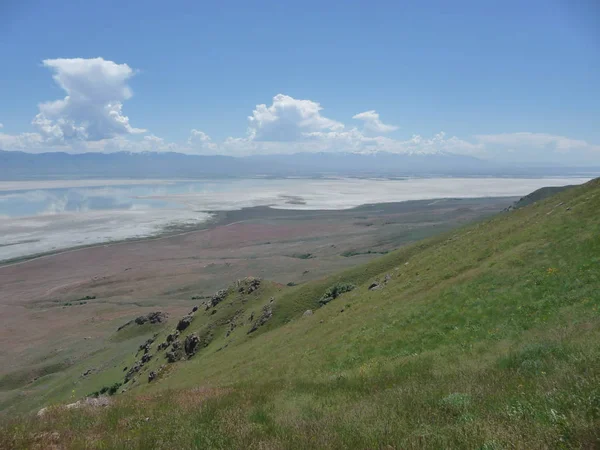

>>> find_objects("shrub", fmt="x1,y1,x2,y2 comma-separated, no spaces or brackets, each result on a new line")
319,282,355,306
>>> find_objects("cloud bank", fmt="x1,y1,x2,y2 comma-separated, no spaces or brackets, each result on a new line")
1,57,598,164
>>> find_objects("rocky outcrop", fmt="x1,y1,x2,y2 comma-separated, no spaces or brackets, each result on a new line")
184,330,214,358
135,311,168,325
184,334,200,356
125,361,143,383
238,277,261,294
118,311,168,331
205,289,228,310
177,315,193,331
369,273,392,291
248,299,274,334
138,337,155,354
166,340,184,363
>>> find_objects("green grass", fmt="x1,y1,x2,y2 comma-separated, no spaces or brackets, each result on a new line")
2,179,600,449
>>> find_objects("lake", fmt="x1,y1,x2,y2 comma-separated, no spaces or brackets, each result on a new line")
0,177,591,262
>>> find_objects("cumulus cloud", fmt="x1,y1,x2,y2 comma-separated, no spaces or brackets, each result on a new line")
32,58,145,144
2,73,599,165
352,110,398,133
186,129,218,153
248,94,344,141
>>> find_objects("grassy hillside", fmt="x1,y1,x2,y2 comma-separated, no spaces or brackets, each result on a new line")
510,185,574,209
1,179,599,449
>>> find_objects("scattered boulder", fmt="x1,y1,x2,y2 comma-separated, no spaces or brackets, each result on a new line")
248,302,274,334
148,371,157,382
303,310,313,317
157,341,169,351
141,353,152,364
192,305,199,313
82,369,93,377
177,315,194,331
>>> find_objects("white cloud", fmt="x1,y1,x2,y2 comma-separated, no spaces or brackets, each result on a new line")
352,110,398,133
248,94,344,141
2,74,599,165
0,132,44,151
186,129,218,154
32,58,145,144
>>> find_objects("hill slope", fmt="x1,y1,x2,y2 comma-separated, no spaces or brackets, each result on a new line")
510,184,575,209
2,179,600,449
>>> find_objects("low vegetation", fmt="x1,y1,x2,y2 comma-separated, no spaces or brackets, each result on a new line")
318,282,355,306
1,179,599,449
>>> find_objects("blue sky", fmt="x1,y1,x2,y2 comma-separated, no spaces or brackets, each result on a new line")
0,0,598,163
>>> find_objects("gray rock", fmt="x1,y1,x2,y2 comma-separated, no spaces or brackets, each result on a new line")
118,311,168,331
138,337,155,353
205,289,228,310
303,310,313,317
248,302,274,334
237,277,262,294
368,282,380,291
184,333,200,356
166,340,183,363
177,315,193,331
148,371,157,382
166,331,179,343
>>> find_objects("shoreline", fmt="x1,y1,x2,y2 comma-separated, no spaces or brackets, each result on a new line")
0,196,518,268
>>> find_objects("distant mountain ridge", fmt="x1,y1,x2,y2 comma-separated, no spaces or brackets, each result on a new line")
0,149,595,180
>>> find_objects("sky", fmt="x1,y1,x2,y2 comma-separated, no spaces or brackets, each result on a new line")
0,0,599,164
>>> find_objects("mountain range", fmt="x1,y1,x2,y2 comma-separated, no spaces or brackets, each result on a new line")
1,149,596,180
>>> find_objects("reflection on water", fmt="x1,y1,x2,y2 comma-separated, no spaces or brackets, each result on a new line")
0,181,223,218
0,177,592,262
